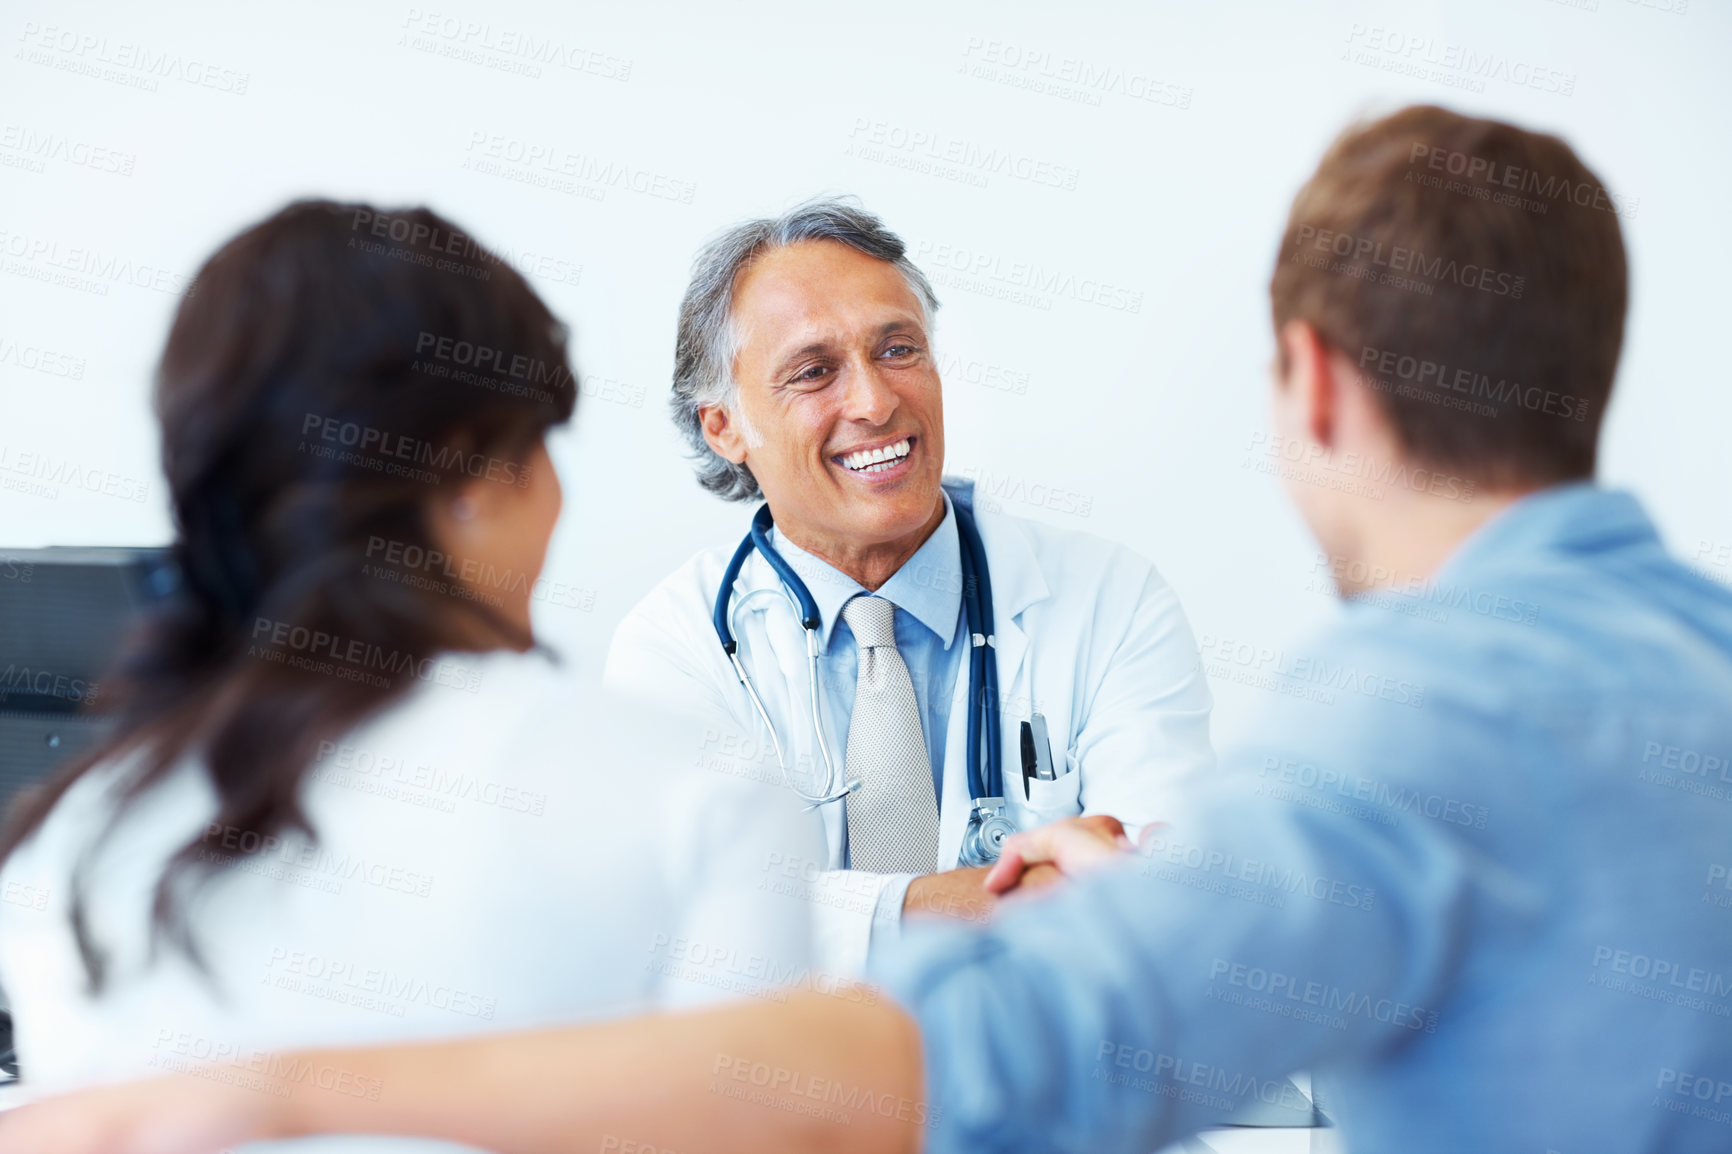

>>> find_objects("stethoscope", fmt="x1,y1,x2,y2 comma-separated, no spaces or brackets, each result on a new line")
711,501,1017,867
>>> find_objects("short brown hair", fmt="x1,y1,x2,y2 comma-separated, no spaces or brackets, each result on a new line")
1269,105,1627,488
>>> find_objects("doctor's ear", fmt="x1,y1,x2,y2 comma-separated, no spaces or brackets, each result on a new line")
1274,319,1340,451
699,404,749,465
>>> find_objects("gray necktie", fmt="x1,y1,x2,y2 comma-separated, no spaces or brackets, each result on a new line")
842,594,940,875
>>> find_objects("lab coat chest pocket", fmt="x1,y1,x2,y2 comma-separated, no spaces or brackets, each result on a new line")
1000,657,1081,826
1012,749,1082,824
1004,731,1080,821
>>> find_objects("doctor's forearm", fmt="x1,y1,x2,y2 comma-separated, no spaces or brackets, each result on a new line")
265,992,928,1154
903,866,995,924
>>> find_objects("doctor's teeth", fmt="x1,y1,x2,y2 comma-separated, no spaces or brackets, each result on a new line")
842,439,911,471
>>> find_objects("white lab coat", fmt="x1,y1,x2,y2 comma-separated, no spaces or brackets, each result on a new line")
605,478,1214,977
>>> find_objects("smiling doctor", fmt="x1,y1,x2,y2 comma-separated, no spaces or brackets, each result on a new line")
605,197,1214,976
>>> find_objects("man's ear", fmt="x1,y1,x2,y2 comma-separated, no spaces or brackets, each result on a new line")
700,404,748,465
1276,319,1338,451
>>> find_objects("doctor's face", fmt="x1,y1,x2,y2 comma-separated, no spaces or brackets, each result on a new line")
705,240,947,560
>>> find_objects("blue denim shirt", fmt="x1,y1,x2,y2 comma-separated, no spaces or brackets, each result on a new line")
874,485,1732,1153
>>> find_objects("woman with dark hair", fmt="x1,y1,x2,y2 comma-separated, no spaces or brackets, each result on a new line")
0,200,816,1138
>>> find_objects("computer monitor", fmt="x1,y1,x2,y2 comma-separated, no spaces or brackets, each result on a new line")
0,547,178,819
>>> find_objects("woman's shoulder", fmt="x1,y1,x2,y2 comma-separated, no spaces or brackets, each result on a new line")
1,647,559,893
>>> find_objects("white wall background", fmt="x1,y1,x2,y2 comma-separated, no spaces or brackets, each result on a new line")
2,0,1727,746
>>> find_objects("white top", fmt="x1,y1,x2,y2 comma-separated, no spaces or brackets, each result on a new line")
605,478,1215,978
0,649,821,1153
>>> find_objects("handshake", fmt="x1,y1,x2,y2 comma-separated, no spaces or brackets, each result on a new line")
902,815,1142,922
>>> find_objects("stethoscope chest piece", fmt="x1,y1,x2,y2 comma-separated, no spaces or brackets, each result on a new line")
959,797,1016,867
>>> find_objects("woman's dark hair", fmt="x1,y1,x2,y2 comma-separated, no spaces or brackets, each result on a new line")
0,199,577,991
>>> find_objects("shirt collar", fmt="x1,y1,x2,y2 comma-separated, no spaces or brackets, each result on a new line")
768,492,964,655
1431,481,1658,584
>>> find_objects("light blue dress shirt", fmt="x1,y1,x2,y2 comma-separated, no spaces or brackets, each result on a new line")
874,485,1732,1153
769,494,967,934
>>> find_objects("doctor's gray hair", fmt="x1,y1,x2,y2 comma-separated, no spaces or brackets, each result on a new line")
670,196,940,502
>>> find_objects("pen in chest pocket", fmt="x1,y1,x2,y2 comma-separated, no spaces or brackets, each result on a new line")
1019,712,1059,799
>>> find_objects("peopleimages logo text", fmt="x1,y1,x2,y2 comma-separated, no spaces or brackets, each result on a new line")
1292,225,1525,298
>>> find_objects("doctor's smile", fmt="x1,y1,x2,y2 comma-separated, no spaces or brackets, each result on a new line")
833,436,916,481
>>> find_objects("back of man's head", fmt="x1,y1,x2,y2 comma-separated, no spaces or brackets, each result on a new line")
1270,105,1628,490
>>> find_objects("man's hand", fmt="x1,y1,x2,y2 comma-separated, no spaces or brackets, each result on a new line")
983,815,1133,894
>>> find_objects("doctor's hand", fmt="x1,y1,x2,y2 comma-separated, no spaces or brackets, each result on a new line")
0,1071,276,1154
983,815,1133,895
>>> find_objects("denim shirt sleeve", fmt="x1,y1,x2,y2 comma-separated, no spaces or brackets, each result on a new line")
868,656,1493,1154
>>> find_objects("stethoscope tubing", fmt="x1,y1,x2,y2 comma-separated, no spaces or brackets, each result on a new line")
713,499,1003,811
